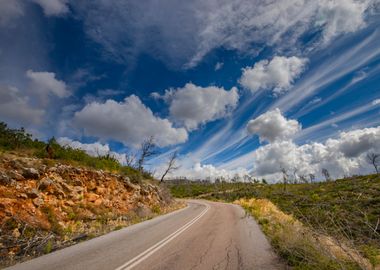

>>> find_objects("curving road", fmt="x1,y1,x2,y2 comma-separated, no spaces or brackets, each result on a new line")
6,200,284,270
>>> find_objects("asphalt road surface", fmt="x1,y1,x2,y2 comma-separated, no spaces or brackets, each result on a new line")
6,200,284,270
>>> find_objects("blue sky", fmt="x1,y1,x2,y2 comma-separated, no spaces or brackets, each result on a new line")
1,0,380,181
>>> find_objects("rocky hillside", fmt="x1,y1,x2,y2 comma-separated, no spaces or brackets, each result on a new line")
0,153,180,268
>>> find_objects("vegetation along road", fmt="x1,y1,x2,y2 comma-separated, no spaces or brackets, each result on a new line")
6,200,284,270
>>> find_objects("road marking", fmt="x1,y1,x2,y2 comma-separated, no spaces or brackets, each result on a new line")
115,202,210,270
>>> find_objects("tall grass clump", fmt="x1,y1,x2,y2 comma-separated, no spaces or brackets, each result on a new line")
237,198,370,270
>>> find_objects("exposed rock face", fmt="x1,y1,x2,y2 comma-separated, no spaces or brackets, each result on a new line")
22,168,40,179
0,154,175,267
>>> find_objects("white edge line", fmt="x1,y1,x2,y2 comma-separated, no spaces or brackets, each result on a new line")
115,202,210,270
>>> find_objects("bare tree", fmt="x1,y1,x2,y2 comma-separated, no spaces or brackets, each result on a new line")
281,168,289,191
299,174,308,184
321,168,331,182
125,152,136,167
309,173,315,183
160,151,179,182
137,136,157,172
366,152,380,174
232,173,240,183
292,168,298,184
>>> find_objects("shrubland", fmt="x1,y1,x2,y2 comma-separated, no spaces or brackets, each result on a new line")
167,175,380,269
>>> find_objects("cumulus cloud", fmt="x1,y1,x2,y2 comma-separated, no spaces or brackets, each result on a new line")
74,95,188,147
70,0,373,68
0,85,44,125
26,70,70,104
252,126,380,181
158,161,250,182
239,56,308,94
329,127,380,157
57,137,128,164
156,83,239,130
247,109,301,143
31,0,69,16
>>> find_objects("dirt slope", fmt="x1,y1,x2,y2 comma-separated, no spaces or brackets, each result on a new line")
0,153,178,267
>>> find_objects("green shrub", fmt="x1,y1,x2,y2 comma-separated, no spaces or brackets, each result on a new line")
0,121,151,181
44,240,53,254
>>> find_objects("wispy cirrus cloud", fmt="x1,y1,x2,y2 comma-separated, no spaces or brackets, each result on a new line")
71,0,376,69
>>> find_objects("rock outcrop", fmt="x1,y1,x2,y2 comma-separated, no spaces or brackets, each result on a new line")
0,153,178,267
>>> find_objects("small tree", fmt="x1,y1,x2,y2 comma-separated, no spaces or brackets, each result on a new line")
366,152,380,174
281,168,289,191
309,173,315,183
137,136,157,172
46,137,57,159
321,168,331,182
160,151,179,182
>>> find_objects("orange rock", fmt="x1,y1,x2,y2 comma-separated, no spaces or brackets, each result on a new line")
94,198,103,206
86,193,99,202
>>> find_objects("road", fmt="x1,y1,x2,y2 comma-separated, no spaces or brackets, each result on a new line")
6,200,284,270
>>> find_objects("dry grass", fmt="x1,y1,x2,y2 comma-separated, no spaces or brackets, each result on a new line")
236,198,376,270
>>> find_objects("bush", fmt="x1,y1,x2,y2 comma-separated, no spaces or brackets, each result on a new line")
0,121,151,181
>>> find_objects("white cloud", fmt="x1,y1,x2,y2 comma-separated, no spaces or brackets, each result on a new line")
159,161,250,182
74,95,188,147
251,126,380,181
0,85,44,125
240,56,308,94
271,30,380,113
159,83,239,130
57,137,128,164
31,0,69,16
373,99,380,106
71,0,374,68
0,0,23,26
328,127,380,157
26,70,70,102
317,0,368,43
247,108,301,143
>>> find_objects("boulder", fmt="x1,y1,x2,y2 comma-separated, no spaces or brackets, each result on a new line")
8,171,25,181
18,193,28,199
22,168,40,179
38,178,54,191
32,197,44,207
0,172,12,185
27,189,40,199
9,160,24,170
